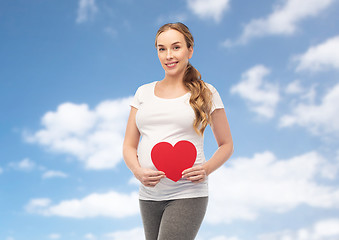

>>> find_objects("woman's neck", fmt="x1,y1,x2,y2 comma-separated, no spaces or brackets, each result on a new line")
156,74,189,99
161,71,185,86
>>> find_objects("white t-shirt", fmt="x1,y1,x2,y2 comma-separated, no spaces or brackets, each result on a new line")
130,81,224,201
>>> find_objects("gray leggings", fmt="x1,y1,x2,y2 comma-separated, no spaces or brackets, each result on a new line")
139,197,208,240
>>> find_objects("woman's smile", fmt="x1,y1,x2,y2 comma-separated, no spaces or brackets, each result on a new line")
165,61,179,68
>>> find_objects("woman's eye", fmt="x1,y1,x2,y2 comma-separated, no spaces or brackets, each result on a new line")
158,48,165,51
174,46,180,50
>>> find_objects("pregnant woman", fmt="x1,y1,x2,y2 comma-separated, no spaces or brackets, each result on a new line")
123,22,234,240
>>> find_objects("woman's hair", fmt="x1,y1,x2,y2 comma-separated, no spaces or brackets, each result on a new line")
155,22,213,135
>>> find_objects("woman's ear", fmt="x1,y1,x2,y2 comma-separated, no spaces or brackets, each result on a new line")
188,46,194,59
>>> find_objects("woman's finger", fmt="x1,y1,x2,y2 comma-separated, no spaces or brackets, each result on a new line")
146,175,165,181
182,166,201,175
183,169,205,179
187,174,205,181
182,165,207,183
139,169,165,187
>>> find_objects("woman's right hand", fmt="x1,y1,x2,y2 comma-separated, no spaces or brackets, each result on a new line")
133,167,166,187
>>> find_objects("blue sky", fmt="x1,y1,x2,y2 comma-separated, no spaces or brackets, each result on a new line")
1,0,339,239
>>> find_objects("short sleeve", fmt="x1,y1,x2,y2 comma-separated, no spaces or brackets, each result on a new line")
207,83,224,113
130,86,142,109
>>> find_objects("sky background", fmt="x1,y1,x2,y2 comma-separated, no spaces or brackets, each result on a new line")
1,0,339,239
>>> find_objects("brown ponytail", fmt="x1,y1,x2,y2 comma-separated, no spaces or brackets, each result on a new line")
184,63,212,135
155,22,213,135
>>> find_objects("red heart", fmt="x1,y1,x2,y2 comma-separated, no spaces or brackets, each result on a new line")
151,140,197,182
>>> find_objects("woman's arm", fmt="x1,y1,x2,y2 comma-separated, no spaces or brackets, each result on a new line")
204,108,233,175
182,108,233,182
123,107,165,187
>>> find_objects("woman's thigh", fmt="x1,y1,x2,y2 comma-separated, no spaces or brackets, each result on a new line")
158,197,208,240
139,199,166,240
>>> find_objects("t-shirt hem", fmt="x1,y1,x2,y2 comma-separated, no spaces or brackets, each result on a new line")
129,103,139,109
211,106,224,114
138,192,209,201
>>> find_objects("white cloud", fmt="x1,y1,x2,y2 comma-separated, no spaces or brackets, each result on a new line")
294,35,339,72
128,177,139,186
42,170,68,179
210,236,240,240
9,158,35,171
187,0,230,22
25,198,52,214
258,218,339,240
223,0,335,47
230,65,280,118
285,80,317,105
206,151,339,224
104,227,144,240
25,97,132,170
285,80,304,94
84,233,97,240
48,233,61,239
280,83,339,136
25,191,139,218
76,0,98,24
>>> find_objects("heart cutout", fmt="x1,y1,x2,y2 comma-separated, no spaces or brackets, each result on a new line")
151,140,197,182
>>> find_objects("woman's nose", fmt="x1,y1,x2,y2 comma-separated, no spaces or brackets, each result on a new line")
166,50,173,59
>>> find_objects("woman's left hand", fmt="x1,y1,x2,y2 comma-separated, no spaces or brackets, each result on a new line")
182,165,207,183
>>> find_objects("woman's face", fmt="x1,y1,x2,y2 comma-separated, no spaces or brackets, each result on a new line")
156,29,193,78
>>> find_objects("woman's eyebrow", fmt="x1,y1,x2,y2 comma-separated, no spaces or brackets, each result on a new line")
157,41,182,47
171,41,181,45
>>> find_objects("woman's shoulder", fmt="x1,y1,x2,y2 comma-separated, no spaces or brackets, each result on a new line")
204,81,218,93
135,81,157,92
133,81,157,100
